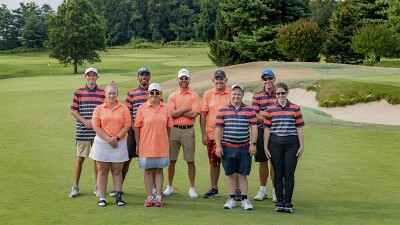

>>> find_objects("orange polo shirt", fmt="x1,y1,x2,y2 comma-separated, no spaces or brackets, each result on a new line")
92,101,131,141
201,87,230,140
167,87,201,126
134,101,173,157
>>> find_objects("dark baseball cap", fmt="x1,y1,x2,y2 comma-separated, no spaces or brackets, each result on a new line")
214,70,226,78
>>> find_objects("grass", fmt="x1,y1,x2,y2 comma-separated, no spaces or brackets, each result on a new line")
306,79,400,107
0,49,399,224
0,48,215,80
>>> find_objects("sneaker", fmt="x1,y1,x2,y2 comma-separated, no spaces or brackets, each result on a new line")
254,190,267,201
203,188,219,198
223,198,236,209
94,186,99,197
109,189,116,197
163,186,174,196
241,198,254,210
69,185,79,198
155,198,163,207
234,189,242,201
275,202,284,212
97,199,106,207
189,188,198,199
109,189,123,197
272,188,277,203
115,192,125,206
284,202,293,213
144,196,154,207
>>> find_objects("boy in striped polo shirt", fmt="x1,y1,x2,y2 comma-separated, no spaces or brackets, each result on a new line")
215,84,258,210
69,68,105,198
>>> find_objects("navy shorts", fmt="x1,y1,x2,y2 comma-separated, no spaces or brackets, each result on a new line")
127,128,138,158
255,127,268,162
221,146,252,176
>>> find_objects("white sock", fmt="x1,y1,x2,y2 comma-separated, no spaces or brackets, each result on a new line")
100,197,106,201
147,195,153,199
156,195,162,199
190,187,195,191
260,186,267,192
167,186,173,189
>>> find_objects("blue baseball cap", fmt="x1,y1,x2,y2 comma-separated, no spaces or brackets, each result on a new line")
261,69,275,78
138,67,150,75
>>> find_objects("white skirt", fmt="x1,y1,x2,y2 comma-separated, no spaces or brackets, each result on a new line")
89,136,129,162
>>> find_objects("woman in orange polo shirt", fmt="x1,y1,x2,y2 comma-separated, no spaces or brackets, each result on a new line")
89,81,131,207
134,83,173,207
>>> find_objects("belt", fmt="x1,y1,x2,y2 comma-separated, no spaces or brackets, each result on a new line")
173,125,193,129
222,142,250,148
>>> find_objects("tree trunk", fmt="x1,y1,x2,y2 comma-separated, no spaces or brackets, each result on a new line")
74,61,78,74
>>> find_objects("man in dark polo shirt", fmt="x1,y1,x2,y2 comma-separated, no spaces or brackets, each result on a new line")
119,67,152,197
215,84,258,210
69,67,105,197
251,69,277,202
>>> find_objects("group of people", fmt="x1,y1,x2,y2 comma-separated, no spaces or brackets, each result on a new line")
69,66,305,213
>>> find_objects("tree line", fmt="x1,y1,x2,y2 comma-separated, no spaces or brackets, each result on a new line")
0,0,399,73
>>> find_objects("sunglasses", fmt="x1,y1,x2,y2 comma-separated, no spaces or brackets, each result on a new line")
179,77,189,80
262,76,274,81
149,91,161,96
276,92,287,96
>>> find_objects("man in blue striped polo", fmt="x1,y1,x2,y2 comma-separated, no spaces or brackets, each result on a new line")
69,67,105,197
215,84,258,210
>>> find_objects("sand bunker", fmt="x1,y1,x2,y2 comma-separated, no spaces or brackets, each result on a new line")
161,62,400,126
281,88,400,126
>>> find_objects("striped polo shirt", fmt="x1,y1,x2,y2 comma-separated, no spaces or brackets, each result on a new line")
251,87,277,128
263,100,305,136
70,85,105,141
125,86,149,120
215,102,257,144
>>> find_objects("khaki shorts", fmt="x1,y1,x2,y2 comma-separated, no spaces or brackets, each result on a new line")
169,126,195,162
76,140,93,157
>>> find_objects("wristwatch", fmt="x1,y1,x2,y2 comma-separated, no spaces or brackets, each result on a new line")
252,142,257,145
116,136,120,141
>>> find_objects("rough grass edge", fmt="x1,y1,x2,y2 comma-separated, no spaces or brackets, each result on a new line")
307,79,400,107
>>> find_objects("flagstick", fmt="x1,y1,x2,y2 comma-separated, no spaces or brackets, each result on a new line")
48,61,51,78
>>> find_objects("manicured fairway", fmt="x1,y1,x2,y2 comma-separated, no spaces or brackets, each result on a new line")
0,49,399,225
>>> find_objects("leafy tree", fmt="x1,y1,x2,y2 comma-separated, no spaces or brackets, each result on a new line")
46,0,106,74
193,0,217,41
89,0,133,46
385,0,400,57
0,5,19,50
21,13,46,48
351,24,397,65
275,19,325,62
309,0,338,29
169,5,197,41
323,0,389,64
12,2,41,34
209,0,309,66
130,0,150,40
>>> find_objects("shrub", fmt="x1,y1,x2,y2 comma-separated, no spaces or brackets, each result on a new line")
351,24,398,66
274,19,325,62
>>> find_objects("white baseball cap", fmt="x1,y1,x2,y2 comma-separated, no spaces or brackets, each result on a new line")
231,84,244,92
84,67,98,76
148,83,162,92
178,68,190,78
